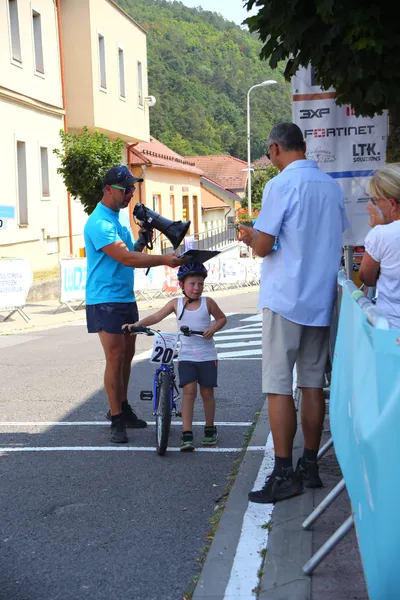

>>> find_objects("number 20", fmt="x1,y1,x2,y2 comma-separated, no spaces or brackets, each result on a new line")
153,346,174,363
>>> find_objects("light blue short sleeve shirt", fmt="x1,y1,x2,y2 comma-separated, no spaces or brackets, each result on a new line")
84,202,135,305
254,160,349,326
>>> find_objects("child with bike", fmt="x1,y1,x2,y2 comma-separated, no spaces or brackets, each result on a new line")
124,262,227,451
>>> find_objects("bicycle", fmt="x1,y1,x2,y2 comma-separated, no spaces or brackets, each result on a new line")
123,324,204,455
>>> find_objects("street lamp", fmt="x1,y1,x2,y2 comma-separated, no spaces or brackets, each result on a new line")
247,80,277,219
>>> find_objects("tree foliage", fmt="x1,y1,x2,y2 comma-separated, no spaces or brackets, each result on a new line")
242,164,279,211
115,0,292,160
245,0,400,160
54,128,124,215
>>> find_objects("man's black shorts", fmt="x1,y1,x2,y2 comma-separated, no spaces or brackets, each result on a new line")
86,302,139,334
178,360,218,388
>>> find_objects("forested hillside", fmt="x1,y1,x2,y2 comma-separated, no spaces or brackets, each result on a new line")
115,0,292,160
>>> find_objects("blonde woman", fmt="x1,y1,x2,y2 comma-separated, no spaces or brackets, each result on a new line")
359,163,400,329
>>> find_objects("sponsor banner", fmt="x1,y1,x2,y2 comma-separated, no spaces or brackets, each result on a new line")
292,65,388,245
184,235,195,252
163,266,180,294
60,259,87,303
331,283,400,600
0,258,33,310
205,257,220,285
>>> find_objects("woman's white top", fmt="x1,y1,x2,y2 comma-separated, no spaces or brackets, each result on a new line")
176,296,217,361
365,220,400,329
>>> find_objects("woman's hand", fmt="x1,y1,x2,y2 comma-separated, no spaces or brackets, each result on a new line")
366,201,384,227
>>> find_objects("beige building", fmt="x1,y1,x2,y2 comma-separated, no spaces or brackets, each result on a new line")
0,0,151,272
128,137,204,252
128,138,236,253
60,0,150,143
0,0,87,270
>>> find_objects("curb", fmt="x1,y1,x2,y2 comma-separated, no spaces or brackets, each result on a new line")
192,398,270,599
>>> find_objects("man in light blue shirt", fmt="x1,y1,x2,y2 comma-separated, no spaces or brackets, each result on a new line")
239,123,348,503
84,166,185,444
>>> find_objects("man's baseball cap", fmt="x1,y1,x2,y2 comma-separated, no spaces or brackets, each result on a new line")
103,165,143,188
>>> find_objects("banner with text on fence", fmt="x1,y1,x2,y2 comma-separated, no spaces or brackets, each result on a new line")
60,259,87,304
330,285,400,599
0,258,32,310
292,65,388,246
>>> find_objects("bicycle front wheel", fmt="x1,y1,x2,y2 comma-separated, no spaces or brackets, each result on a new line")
156,370,172,456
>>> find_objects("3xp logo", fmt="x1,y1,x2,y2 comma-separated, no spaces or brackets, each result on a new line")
299,108,330,119
352,143,381,163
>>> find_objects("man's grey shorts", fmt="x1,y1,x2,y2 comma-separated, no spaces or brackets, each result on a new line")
262,308,330,395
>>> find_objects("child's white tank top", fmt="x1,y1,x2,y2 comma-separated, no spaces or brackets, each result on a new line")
176,296,217,362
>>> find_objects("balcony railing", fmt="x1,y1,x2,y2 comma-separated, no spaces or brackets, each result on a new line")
161,224,237,255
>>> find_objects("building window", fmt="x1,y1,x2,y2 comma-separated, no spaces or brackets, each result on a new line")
118,47,126,98
98,34,106,89
40,147,50,197
16,141,28,226
32,10,44,74
8,0,22,63
137,60,143,106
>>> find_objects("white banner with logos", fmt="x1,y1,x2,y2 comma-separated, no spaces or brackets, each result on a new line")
60,258,87,304
292,65,388,245
61,257,262,305
0,258,33,310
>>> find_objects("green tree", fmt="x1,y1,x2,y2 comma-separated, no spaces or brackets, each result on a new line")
245,0,400,160
242,165,279,211
115,0,292,160
54,127,124,215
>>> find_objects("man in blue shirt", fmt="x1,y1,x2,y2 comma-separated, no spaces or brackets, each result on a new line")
84,166,185,443
239,123,348,503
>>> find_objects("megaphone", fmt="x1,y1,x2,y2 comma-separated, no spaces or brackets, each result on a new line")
132,203,191,251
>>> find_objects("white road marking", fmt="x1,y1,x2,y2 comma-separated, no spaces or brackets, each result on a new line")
240,314,262,322
216,340,261,349
218,349,262,359
224,432,275,599
0,445,266,454
213,333,261,341
0,421,252,427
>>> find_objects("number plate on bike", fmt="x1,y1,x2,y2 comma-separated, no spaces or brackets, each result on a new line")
150,332,178,365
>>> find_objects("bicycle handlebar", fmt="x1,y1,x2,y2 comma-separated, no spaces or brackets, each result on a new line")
180,326,204,336
122,325,154,335
123,325,204,337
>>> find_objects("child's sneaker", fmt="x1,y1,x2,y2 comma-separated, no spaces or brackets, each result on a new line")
180,431,195,452
202,426,218,447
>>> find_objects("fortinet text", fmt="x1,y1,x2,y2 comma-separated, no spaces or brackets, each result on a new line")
304,126,375,138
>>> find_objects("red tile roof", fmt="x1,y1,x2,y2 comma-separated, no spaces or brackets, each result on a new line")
252,155,272,169
201,187,230,210
128,137,203,176
186,155,248,191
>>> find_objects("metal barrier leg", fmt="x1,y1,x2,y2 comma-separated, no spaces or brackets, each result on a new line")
302,515,354,575
302,479,346,530
318,437,333,460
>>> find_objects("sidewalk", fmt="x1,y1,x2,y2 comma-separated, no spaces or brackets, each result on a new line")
193,402,368,600
0,286,257,336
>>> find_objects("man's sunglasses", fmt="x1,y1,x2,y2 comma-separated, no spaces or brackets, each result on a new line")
111,184,136,194
266,143,277,160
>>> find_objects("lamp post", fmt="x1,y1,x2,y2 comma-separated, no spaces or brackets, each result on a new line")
247,80,277,219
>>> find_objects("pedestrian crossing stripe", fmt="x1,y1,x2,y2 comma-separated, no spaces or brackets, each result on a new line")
215,315,262,360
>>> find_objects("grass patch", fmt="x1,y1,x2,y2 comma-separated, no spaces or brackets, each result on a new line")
183,415,260,599
252,547,268,596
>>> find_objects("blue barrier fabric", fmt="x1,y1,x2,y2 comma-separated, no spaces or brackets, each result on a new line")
330,285,400,600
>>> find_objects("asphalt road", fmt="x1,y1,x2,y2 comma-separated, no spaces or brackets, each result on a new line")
0,292,264,600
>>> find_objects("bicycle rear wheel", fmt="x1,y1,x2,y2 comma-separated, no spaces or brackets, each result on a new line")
156,370,172,455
